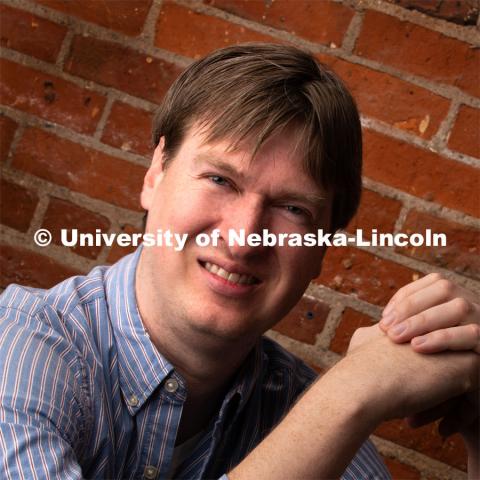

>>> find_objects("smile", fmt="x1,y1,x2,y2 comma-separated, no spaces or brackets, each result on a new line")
202,261,258,285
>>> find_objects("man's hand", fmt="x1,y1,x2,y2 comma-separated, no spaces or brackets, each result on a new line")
377,273,479,478
379,273,479,353
345,324,478,421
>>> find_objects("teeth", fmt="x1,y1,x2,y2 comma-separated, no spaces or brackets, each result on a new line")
203,262,256,285
205,262,219,274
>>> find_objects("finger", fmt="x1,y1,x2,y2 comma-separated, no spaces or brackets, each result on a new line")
380,276,465,331
386,298,478,343
382,273,442,317
411,324,480,354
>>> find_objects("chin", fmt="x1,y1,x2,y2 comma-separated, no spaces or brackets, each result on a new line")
187,312,261,343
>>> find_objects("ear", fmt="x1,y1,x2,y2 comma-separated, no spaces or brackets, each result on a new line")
141,138,166,211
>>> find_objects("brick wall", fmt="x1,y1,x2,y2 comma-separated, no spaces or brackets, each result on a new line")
0,1,479,478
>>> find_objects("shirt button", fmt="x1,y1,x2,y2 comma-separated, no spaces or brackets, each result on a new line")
127,394,139,407
143,465,158,479
165,378,179,393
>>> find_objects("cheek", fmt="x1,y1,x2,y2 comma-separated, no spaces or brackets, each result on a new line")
281,247,323,284
163,194,220,237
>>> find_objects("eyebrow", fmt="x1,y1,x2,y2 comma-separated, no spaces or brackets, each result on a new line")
194,154,327,208
194,154,246,180
275,191,327,209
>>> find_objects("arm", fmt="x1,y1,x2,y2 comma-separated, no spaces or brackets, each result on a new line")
230,360,377,479
0,306,87,479
229,328,478,479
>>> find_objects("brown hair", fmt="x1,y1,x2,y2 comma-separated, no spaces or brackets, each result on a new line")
152,43,362,233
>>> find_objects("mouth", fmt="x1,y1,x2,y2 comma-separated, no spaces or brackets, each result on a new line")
198,260,260,286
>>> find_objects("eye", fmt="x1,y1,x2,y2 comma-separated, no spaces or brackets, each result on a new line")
208,175,229,187
284,205,306,216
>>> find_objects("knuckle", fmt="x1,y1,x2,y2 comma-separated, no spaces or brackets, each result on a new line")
437,328,451,342
437,278,455,298
468,323,480,341
429,272,444,282
452,297,472,316
415,312,428,326
396,300,411,318
352,327,364,337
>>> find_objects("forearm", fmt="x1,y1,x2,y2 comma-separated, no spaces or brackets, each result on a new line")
228,359,380,479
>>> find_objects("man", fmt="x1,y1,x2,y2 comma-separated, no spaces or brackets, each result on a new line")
0,43,478,479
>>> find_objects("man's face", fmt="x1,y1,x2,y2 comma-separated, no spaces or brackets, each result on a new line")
139,124,331,342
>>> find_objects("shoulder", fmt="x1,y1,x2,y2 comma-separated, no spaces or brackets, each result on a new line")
0,268,110,414
0,266,110,349
0,265,108,319
0,281,101,448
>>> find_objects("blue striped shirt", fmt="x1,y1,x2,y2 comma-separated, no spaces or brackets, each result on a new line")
0,248,390,479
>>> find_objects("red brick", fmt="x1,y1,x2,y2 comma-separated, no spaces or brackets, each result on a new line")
0,178,38,232
355,11,479,98
35,0,152,36
155,2,276,59
101,102,154,156
389,0,478,26
65,35,182,104
273,296,330,344
41,197,111,259
317,247,419,306
0,4,66,63
375,420,467,471
329,308,375,355
0,115,17,163
12,128,146,211
106,223,142,263
448,105,480,159
0,58,105,135
363,129,480,218
0,243,81,289
398,210,480,281
207,0,354,47
346,189,402,239
319,55,450,139
382,456,421,480
456,48,480,98
435,0,478,25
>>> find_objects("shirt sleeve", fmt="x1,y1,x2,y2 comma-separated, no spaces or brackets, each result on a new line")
0,305,88,479
342,438,392,480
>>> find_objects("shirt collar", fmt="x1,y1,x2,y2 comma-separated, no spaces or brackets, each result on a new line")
104,246,173,414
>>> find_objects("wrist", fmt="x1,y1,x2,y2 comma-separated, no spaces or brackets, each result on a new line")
313,357,384,432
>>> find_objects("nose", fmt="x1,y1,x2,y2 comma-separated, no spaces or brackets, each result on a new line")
220,195,269,260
